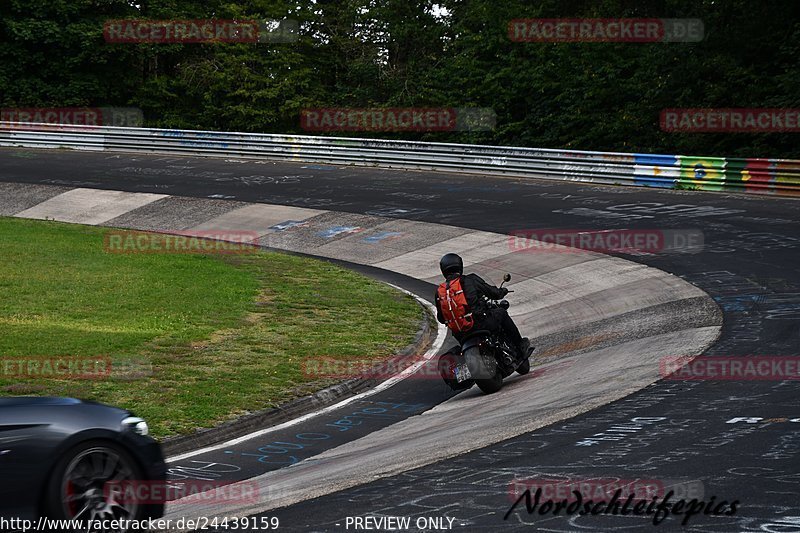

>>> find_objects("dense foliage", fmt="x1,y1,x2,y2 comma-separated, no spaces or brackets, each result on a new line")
1,0,798,157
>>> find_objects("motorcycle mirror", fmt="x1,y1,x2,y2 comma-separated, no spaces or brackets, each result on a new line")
503,273,512,282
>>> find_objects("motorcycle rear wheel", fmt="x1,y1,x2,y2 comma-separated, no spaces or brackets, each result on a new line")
464,346,504,394
475,372,503,394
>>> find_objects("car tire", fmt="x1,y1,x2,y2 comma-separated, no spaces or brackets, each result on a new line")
43,439,158,526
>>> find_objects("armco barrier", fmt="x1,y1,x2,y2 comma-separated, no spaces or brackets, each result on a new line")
1,122,798,196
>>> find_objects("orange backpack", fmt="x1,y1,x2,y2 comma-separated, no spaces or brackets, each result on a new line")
437,276,474,333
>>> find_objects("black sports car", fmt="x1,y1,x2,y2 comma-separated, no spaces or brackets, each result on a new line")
0,396,166,524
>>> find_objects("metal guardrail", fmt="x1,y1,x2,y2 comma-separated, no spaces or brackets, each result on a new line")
1,122,798,196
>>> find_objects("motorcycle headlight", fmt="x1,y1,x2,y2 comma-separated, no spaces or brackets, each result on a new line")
122,416,149,436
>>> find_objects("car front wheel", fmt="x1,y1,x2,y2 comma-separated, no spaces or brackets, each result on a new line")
44,440,152,529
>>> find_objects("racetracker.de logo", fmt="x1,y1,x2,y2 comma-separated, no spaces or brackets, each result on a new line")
104,480,259,505
508,229,704,254
661,356,800,380
660,108,800,132
303,356,435,380
1,356,111,379
508,18,703,43
0,107,143,127
507,478,705,503
103,19,298,44
300,107,496,132
104,230,260,254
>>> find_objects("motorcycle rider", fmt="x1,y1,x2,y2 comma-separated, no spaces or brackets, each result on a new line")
435,253,530,356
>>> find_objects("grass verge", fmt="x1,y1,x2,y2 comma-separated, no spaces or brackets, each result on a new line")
0,217,422,438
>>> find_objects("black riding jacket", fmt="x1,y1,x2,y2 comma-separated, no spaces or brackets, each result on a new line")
434,273,506,325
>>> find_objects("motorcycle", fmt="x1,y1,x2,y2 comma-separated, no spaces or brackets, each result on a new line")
439,273,534,394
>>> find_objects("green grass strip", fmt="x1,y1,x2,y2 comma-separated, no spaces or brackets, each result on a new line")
0,217,422,437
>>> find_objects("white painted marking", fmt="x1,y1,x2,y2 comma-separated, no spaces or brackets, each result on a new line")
167,287,447,462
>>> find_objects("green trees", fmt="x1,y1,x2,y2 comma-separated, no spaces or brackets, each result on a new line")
1,0,797,157
0,0,137,107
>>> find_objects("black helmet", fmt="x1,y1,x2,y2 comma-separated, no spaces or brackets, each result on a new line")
439,253,463,276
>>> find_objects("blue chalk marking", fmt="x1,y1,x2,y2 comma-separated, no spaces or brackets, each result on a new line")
318,226,362,238
296,433,331,440
270,220,307,231
364,231,403,243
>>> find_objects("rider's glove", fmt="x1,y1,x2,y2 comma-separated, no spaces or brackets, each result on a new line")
499,287,509,297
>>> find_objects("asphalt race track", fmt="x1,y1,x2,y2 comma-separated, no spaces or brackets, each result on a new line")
1,148,799,532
